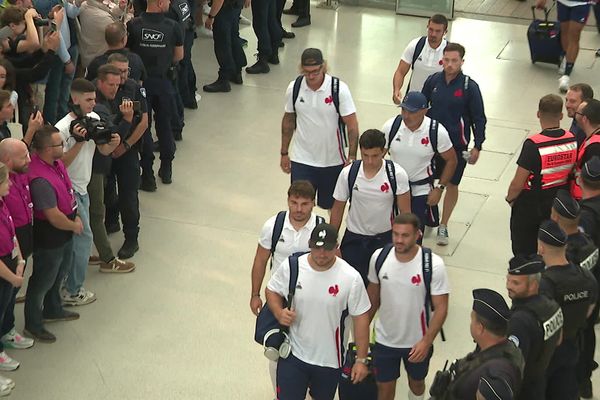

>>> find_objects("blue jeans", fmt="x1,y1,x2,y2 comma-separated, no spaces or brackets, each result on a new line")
65,192,92,295
43,45,78,125
25,239,73,332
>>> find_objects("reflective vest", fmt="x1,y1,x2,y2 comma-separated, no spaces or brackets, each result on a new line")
571,134,600,199
523,130,577,191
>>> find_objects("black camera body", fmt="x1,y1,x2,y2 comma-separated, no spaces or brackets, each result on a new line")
69,105,113,145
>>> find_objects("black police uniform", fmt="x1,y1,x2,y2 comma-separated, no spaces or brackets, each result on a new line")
85,49,148,83
204,0,247,92
127,12,183,184
510,129,576,256
246,0,282,73
167,0,197,109
103,79,148,246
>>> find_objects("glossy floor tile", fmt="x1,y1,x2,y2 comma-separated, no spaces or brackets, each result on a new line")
6,5,600,399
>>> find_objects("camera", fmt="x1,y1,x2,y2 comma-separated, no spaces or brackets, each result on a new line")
69,105,113,145
33,18,51,27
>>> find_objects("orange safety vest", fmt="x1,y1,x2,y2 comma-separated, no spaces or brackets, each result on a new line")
523,130,577,191
571,134,600,200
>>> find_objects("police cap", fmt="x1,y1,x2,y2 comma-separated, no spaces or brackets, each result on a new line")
538,220,567,247
508,254,545,275
552,189,580,219
478,375,514,400
581,156,600,183
472,288,510,325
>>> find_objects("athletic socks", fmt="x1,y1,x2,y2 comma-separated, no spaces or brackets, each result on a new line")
408,390,425,400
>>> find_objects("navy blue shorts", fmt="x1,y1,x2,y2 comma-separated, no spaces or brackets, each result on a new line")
340,230,392,287
433,149,466,186
411,194,440,232
557,2,590,24
290,162,344,210
372,343,433,383
277,354,340,400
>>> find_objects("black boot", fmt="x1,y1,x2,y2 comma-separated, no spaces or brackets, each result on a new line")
139,174,157,192
158,162,172,184
291,16,310,27
203,79,231,93
282,30,295,39
118,239,139,259
230,71,243,84
282,7,299,15
245,58,270,74
268,50,279,65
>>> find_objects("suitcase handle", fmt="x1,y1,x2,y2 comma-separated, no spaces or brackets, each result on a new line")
531,2,556,22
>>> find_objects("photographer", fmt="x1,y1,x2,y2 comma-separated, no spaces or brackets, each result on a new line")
54,78,120,306
0,6,41,60
88,62,141,268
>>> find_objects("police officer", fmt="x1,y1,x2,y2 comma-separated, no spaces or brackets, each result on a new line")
103,54,149,262
571,99,600,200
537,220,598,400
421,42,487,246
475,375,514,400
428,289,523,400
506,94,577,256
505,254,563,400
245,0,282,75
127,0,184,188
203,0,247,92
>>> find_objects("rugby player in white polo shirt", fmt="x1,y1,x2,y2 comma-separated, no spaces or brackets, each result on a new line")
367,213,450,400
280,48,359,211
249,180,324,396
382,92,457,233
391,14,448,105
330,129,410,286
266,223,371,400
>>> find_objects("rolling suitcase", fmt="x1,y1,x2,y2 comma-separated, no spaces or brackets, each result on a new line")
528,5,562,65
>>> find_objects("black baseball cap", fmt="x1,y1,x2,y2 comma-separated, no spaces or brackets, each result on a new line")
301,48,324,67
309,223,338,250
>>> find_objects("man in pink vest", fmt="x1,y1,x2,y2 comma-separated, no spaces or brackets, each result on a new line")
23,126,83,343
506,94,577,256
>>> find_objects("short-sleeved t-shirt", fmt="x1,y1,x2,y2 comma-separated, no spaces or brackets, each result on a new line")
258,212,321,272
284,74,356,168
55,112,100,195
30,177,73,248
367,246,449,348
400,37,447,93
382,116,453,196
333,161,409,235
267,254,371,368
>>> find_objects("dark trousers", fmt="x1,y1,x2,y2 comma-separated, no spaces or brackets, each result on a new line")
293,0,309,18
213,4,247,80
179,28,197,106
546,339,580,400
510,199,550,256
141,76,176,175
576,301,600,386
276,0,285,30
340,230,393,287
251,0,282,58
595,3,600,30
171,78,185,140
25,239,73,332
105,149,141,242
0,257,16,352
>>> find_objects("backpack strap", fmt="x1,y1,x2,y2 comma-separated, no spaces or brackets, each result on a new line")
291,76,303,113
422,247,433,324
430,119,439,154
411,36,427,69
269,211,287,269
315,215,325,225
388,115,403,148
385,160,399,216
287,253,301,307
375,244,394,280
331,76,348,148
347,160,362,204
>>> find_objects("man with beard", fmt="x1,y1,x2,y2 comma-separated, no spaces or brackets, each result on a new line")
367,213,449,400
564,83,593,146
249,180,324,395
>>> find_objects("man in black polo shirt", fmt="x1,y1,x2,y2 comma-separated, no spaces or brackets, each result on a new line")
127,0,183,188
85,22,147,83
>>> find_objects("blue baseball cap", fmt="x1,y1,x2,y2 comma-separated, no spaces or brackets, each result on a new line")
399,91,429,112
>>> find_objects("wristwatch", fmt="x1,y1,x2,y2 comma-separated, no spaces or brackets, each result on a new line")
436,184,446,191
123,141,131,150
355,357,368,365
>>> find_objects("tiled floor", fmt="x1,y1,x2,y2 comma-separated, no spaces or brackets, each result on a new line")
5,4,600,400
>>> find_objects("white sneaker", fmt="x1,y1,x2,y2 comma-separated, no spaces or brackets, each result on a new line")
239,14,251,25
0,375,14,396
202,3,211,15
62,288,96,306
559,75,570,93
436,224,449,246
197,26,213,38
1,328,33,350
0,352,18,371
558,56,566,75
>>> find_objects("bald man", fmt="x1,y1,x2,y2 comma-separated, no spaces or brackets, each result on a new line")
0,139,34,349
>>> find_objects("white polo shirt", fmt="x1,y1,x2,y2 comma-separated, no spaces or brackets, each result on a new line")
558,0,589,7
55,112,101,196
267,254,371,368
333,161,409,235
284,74,357,168
401,37,447,94
368,247,450,348
382,116,453,197
258,211,322,272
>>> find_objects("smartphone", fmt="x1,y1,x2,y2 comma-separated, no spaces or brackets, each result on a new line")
31,105,39,118
132,101,141,113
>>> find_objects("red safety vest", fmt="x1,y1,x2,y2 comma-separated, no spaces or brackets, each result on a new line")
571,134,600,199
523,130,577,191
